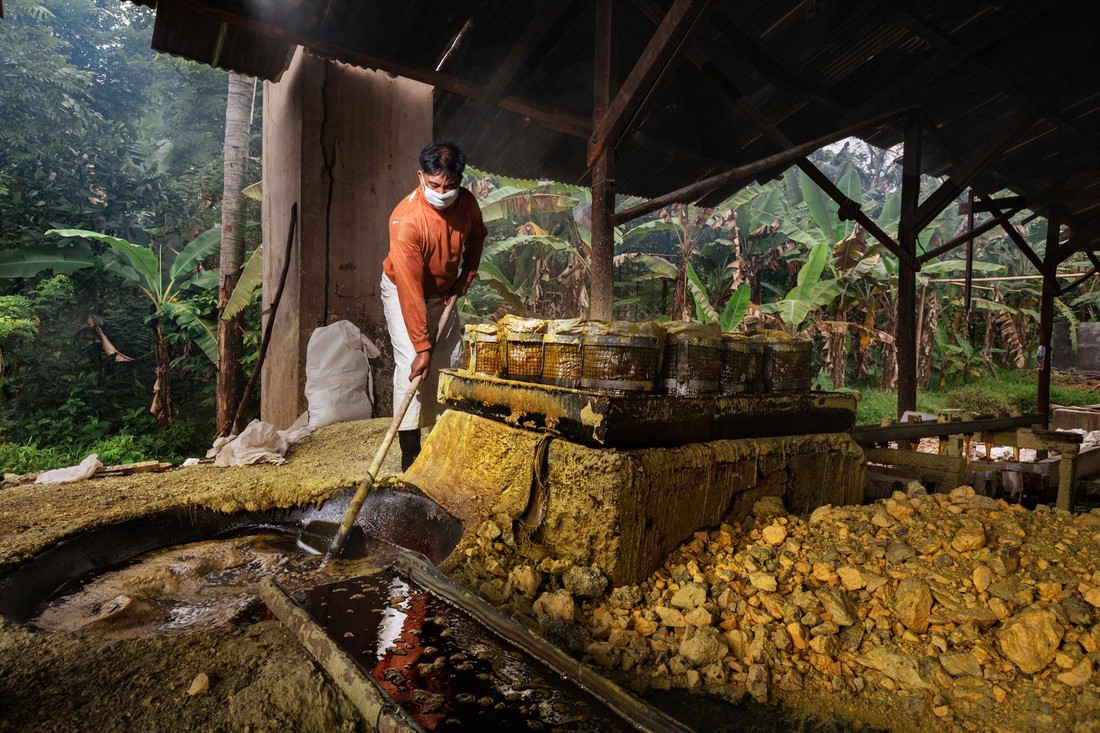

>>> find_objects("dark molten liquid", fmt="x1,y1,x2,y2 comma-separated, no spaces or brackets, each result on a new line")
299,571,631,732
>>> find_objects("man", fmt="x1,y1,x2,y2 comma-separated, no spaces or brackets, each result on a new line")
381,141,486,470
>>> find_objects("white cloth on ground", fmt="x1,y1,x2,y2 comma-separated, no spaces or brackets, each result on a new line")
380,273,461,431
206,413,312,467
35,453,103,484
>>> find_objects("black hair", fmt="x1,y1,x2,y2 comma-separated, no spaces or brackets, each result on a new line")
419,141,467,181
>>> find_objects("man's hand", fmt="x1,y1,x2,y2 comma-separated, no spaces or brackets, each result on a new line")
409,350,431,381
443,278,471,306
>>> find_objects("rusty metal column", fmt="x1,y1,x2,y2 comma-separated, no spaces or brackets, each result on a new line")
589,0,616,320
1037,207,1062,427
896,115,922,418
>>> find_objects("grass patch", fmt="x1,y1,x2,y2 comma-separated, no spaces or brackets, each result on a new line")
853,369,1099,426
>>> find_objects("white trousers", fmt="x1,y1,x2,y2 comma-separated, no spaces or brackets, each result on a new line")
380,274,460,431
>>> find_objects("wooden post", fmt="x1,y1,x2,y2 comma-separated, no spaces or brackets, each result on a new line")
964,188,974,320
897,115,922,418
1037,206,1062,428
589,0,616,320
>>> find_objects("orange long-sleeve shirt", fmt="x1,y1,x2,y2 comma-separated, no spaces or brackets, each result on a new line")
382,186,487,352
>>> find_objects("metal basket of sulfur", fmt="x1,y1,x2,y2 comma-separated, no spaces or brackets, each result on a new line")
499,316,547,383
753,329,812,393
661,321,722,395
580,320,663,392
462,323,502,377
719,332,757,394
541,319,585,388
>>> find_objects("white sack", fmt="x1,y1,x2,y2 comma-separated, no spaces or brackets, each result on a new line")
304,320,380,430
35,453,103,484
210,420,289,467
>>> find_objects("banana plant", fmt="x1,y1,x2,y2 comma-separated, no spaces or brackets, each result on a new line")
4,228,222,423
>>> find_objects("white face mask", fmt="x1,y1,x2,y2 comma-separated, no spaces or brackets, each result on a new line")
420,173,460,210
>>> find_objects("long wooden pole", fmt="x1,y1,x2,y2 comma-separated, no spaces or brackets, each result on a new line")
588,0,616,320
1037,207,1062,428
327,299,457,559
896,115,922,417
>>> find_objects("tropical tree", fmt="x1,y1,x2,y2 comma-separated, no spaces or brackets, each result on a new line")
216,71,255,435
6,228,222,424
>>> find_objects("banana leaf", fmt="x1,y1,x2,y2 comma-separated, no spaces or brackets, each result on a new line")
184,269,219,291
164,300,217,362
686,262,719,323
222,245,264,320
170,225,220,279
720,283,751,331
0,243,96,278
798,168,836,245
241,181,263,202
47,229,159,288
477,261,527,315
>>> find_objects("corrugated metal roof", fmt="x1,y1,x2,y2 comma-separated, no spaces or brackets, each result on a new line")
142,0,1100,247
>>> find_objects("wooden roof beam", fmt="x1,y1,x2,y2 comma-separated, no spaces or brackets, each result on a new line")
156,0,595,138
700,7,847,115
875,0,1092,143
587,0,712,167
613,109,911,225
480,1,574,106
900,92,1063,241
979,193,1060,288
705,70,916,268
917,204,1025,264
1057,265,1097,297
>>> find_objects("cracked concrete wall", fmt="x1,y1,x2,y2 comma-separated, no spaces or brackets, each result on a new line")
261,49,432,428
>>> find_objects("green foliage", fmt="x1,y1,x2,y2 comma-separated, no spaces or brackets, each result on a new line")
0,414,214,473
0,1,241,457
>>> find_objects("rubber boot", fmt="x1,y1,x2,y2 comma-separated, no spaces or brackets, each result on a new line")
398,429,421,472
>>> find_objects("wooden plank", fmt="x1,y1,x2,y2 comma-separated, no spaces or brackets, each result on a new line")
1075,445,1100,481
587,0,711,166
863,447,967,491
1058,443,1080,511
1038,208,1062,427
850,414,1043,444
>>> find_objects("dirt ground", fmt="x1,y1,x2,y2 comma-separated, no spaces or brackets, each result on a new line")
0,419,404,732
3,417,1099,732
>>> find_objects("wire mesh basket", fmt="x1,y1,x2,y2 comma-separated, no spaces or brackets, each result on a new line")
500,316,547,383
661,322,722,395
580,321,663,392
754,329,812,393
542,319,585,388
719,332,757,394
463,324,502,377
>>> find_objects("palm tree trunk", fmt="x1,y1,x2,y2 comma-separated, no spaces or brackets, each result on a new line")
216,72,253,435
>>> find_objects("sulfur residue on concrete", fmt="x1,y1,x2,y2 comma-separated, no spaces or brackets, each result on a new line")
0,418,403,568
407,412,866,586
541,432,865,585
403,409,542,528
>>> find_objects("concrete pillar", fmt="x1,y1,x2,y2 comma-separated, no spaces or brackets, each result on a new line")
261,49,433,428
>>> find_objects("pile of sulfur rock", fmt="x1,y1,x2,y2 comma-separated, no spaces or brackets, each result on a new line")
444,485,1100,732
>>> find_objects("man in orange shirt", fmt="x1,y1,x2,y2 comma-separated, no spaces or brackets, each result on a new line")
381,142,487,470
